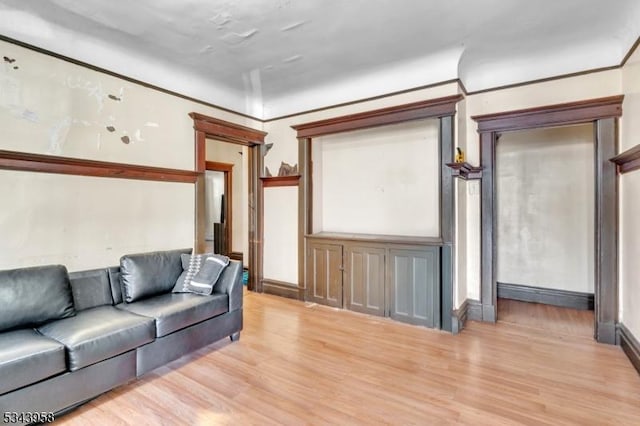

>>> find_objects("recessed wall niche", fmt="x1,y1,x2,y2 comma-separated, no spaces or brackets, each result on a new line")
311,118,440,237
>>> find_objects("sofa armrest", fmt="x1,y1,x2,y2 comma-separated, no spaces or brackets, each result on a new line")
212,261,243,312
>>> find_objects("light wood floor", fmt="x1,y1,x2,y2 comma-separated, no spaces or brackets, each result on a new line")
58,291,640,425
497,298,594,338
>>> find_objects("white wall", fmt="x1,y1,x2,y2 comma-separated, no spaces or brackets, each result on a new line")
0,171,193,271
0,39,259,271
496,125,594,292
263,187,298,283
313,119,440,236
620,47,640,338
205,139,249,264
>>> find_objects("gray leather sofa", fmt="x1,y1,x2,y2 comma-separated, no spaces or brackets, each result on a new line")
0,248,243,423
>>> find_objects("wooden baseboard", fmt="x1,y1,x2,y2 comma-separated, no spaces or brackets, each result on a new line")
262,279,303,301
497,282,594,310
452,299,482,334
229,251,244,263
618,323,640,375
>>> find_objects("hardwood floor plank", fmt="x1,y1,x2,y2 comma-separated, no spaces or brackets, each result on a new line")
57,291,640,425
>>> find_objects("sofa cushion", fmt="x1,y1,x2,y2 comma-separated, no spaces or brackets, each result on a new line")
117,293,228,337
0,329,66,395
120,248,192,303
37,306,155,371
173,253,229,294
0,265,75,332
107,266,123,305
69,269,114,311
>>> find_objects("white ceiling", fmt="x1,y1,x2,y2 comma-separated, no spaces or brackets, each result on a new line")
0,0,638,119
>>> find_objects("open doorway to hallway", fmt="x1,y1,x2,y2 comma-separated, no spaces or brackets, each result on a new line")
205,138,249,272
495,124,595,338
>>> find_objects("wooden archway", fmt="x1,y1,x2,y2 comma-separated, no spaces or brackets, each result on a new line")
189,112,267,291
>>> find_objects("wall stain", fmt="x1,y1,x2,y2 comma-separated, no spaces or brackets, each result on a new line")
108,94,121,101
106,126,116,132
264,143,274,155
121,135,130,144
13,66,18,70
3,56,16,63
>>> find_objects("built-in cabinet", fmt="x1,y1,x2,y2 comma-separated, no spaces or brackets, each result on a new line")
305,233,442,328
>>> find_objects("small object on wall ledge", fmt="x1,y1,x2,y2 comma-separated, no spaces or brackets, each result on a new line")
455,147,465,163
610,144,640,174
260,175,301,187
445,162,483,180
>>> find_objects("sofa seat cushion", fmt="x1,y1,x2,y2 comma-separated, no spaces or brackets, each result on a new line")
37,306,155,371
117,293,228,338
0,329,66,395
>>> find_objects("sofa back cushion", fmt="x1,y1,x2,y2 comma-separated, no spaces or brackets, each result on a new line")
107,266,123,305
69,269,114,311
0,265,76,332
120,248,192,303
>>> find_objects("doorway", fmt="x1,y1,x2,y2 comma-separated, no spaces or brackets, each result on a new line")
495,124,595,338
472,95,623,344
189,112,267,292
204,162,233,256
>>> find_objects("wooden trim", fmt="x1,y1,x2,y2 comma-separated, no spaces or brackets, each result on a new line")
0,149,197,183
452,299,483,334
298,137,312,298
610,144,640,174
262,279,304,301
229,251,244,263
445,162,483,180
594,118,619,345
618,323,640,376
497,282,594,310
475,105,620,344
291,95,463,138
205,161,234,172
472,95,624,133
189,113,266,146
260,175,301,187
621,36,640,67
452,299,468,335
191,112,264,293
440,116,455,332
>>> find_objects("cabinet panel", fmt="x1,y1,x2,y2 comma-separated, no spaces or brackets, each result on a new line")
344,245,385,316
388,248,440,328
306,242,343,307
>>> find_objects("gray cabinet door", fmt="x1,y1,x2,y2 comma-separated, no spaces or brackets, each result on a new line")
388,248,440,328
344,245,385,316
306,241,343,308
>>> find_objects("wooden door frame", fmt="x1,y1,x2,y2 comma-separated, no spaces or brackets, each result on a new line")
291,95,463,332
190,113,267,292
471,95,624,344
205,161,233,257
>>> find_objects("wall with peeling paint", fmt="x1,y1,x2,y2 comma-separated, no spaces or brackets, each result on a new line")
0,39,259,271
0,171,193,271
